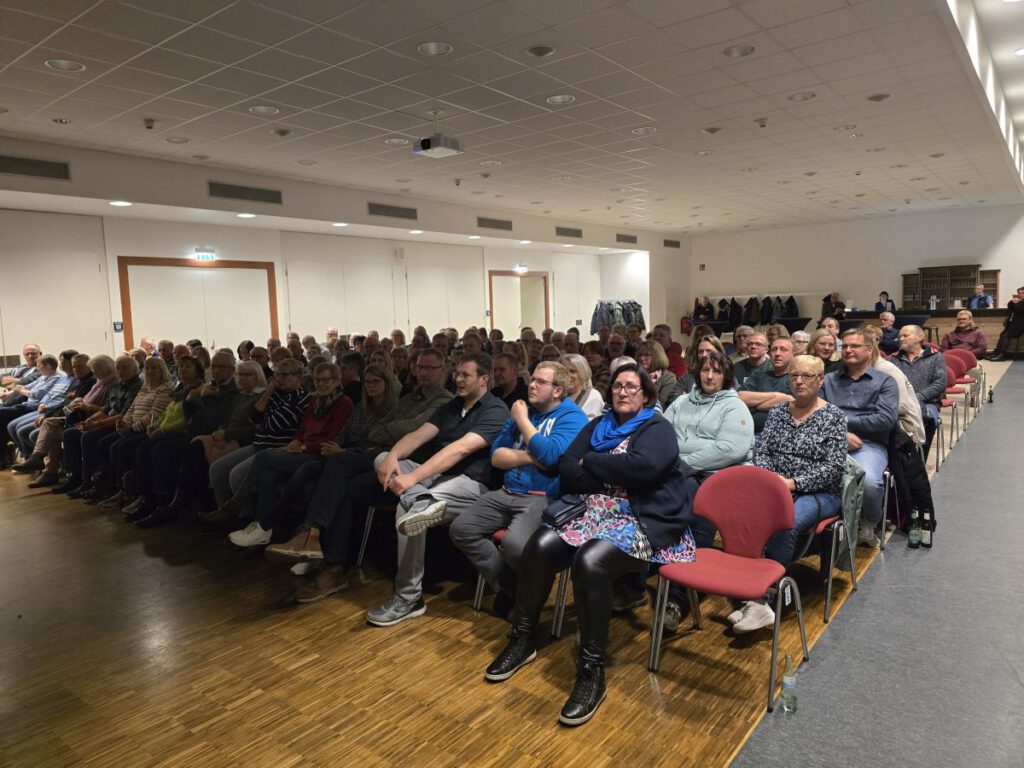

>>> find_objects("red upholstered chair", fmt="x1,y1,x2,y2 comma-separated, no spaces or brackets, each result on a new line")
790,514,859,623
945,348,984,417
472,528,569,638
934,367,963,471
647,466,810,712
944,350,980,419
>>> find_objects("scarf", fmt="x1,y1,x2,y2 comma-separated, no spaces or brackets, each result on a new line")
590,407,655,452
314,387,344,420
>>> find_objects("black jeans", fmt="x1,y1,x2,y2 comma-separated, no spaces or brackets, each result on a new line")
321,469,389,566
513,527,645,663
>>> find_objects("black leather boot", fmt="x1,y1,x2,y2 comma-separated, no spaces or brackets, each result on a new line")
484,627,537,682
558,647,606,727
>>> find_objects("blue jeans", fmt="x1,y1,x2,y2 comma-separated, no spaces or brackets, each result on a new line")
921,403,939,461
764,492,842,564
851,441,888,524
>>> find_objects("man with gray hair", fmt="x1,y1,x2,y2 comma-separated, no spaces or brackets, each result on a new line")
791,330,810,356
729,326,753,362
878,312,900,354
892,324,946,460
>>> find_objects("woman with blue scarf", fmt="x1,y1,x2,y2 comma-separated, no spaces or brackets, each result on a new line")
484,363,698,727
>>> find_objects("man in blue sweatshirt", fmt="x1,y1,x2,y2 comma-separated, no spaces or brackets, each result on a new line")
450,361,589,613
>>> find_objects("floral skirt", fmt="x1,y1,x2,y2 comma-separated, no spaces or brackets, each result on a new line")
555,493,695,564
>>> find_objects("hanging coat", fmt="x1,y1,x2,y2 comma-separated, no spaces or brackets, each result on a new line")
759,296,773,325
783,295,799,318
742,297,759,326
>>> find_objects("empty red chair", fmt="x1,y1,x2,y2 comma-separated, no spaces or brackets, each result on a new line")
648,466,809,712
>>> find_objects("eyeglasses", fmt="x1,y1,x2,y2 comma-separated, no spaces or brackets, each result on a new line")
529,377,555,387
611,382,642,394
789,372,820,382
843,343,869,351
746,341,767,348
453,371,476,381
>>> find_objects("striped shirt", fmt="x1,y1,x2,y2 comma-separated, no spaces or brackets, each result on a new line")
253,390,309,448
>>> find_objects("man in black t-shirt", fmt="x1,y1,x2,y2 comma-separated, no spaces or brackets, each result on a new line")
367,352,509,628
738,338,795,432
492,352,528,409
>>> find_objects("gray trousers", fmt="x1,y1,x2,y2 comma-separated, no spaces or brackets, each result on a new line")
209,445,255,505
448,489,547,591
373,453,488,603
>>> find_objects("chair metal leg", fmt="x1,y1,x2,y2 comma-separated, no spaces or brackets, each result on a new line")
768,583,786,712
824,523,839,623
551,569,570,638
951,403,959,449
472,574,485,611
687,587,702,631
648,576,670,673
356,505,376,567
879,469,890,551
935,414,944,473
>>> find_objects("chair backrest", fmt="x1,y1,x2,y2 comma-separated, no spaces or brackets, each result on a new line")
944,354,967,378
945,348,977,371
693,466,794,559
945,366,957,389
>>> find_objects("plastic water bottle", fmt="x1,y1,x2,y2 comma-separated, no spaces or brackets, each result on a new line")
781,654,797,713
908,508,922,549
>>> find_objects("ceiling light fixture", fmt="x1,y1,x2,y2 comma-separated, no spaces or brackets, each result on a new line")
848,132,863,138
270,128,291,137
332,222,348,227
788,91,816,102
526,45,555,58
702,126,721,134
468,235,481,239
513,263,529,273
833,123,857,131
867,93,890,102
546,94,576,105
417,41,453,56
385,137,410,145
519,240,532,244
51,117,71,125
929,152,944,158
563,244,573,248
45,59,85,72
109,200,132,207
237,213,255,218
721,44,756,58
599,247,609,251
248,105,279,116
480,159,502,167
632,126,657,135
409,229,424,234
694,149,714,156
165,136,190,144
1015,47,1024,56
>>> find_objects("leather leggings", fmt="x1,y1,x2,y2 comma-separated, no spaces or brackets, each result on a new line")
513,527,646,664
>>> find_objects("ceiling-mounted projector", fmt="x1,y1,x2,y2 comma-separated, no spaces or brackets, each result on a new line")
413,133,463,158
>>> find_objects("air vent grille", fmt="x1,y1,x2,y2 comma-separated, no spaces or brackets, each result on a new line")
555,226,583,238
208,181,282,204
616,233,638,244
663,239,681,249
477,216,513,231
0,154,70,180
368,202,418,220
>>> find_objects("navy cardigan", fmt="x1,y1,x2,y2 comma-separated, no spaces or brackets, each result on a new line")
558,414,697,549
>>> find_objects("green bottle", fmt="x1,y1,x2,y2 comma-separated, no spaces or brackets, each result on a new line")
908,508,922,549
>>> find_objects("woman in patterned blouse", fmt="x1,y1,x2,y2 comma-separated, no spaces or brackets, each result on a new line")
732,354,848,634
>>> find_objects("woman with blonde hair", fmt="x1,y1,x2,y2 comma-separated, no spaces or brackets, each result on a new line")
809,328,842,374
636,340,678,409
559,353,605,419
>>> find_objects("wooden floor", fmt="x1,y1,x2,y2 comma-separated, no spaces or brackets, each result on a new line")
0,469,885,768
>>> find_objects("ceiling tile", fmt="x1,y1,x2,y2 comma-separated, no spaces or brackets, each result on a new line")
624,0,733,28
76,2,190,45
275,28,376,65
343,49,424,83
69,83,155,109
199,67,287,96
315,98,385,121
164,26,264,65
260,83,337,110
169,82,246,108
442,86,516,112
131,47,224,81
324,3,434,46
595,30,688,69
0,8,65,43
351,85,424,111
236,48,327,81
551,5,656,49
44,25,150,64
252,0,365,24
662,68,739,98
665,8,761,49
768,8,865,49
488,70,564,99
441,2,548,48
201,1,314,46
485,99,548,122
440,50,527,83
503,0,617,27
297,67,379,98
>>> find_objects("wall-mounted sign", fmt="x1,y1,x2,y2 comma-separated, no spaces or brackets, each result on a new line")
113,321,124,332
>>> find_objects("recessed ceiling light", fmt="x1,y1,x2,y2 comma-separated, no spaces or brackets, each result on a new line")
519,240,532,244
546,94,576,105
270,128,291,137
109,200,132,207
248,105,279,116
890,163,908,168
563,244,574,248
480,159,502,167
788,91,816,102
721,44,756,58
192,154,210,161
51,117,71,125
959,180,970,185
929,152,944,158
631,126,657,135
332,222,348,227
833,123,857,131
599,247,609,251
694,149,714,156
1015,47,1024,57
867,93,890,102
702,126,721,135
165,136,190,144
409,229,424,234
237,213,255,218
494,194,504,198
297,159,317,165
384,137,409,146
526,45,555,58
468,235,481,239
855,193,866,197
45,59,85,72
803,171,817,176
417,41,453,56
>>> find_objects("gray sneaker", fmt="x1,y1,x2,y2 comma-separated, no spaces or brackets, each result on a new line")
366,594,427,627
395,499,447,536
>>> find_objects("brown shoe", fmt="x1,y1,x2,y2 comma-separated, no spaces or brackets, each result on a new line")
199,496,241,528
267,526,323,562
294,565,348,603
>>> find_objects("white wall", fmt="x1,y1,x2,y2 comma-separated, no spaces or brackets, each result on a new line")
688,205,1024,317
599,251,650,324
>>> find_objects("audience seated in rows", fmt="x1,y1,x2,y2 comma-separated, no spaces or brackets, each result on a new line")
734,332,770,385
738,338,795,433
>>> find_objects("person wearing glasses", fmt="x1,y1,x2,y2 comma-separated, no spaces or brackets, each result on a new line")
484,363,697,727
734,355,849,633
367,352,510,627
738,338,796,434
449,361,589,617
823,330,899,548
229,363,354,547
734,332,770,386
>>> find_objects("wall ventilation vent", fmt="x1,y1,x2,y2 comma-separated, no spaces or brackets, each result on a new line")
663,239,681,249
477,216,513,231
616,233,638,244
208,181,282,204
0,154,71,180
368,202,418,220
555,226,583,238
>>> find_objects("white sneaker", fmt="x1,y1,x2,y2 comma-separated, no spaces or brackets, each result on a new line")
396,499,448,536
732,601,775,634
858,524,881,548
726,603,747,625
290,562,313,576
228,521,272,547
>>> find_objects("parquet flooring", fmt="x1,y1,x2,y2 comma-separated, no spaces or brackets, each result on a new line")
0,469,882,768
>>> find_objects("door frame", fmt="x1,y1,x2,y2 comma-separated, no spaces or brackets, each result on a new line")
117,256,279,348
487,270,550,331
